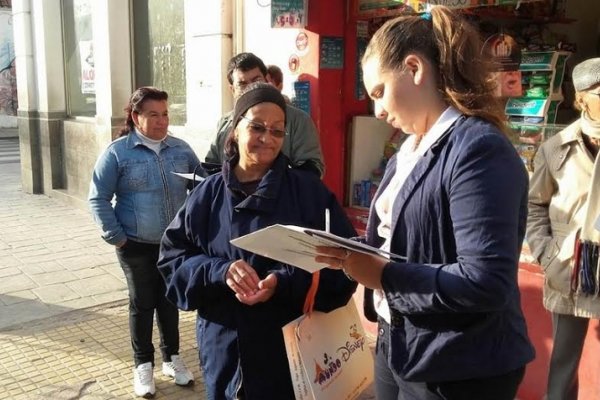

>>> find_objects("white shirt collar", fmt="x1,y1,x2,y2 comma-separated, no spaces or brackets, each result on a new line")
414,106,462,156
134,127,166,144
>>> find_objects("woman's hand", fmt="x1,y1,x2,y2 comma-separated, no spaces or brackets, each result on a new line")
226,260,277,305
236,273,278,306
315,246,388,289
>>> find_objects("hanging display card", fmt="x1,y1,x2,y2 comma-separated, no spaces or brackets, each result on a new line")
292,81,311,115
320,37,344,69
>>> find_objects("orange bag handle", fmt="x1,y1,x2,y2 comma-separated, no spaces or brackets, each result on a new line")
302,271,320,315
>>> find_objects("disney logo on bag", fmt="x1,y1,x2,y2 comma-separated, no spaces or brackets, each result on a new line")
312,324,366,387
337,325,366,362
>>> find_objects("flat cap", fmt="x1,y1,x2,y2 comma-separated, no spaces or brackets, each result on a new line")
572,57,600,92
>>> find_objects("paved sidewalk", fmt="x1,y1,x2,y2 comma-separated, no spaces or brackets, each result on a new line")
0,138,206,398
0,138,128,329
0,137,375,399
0,137,174,398
0,302,205,399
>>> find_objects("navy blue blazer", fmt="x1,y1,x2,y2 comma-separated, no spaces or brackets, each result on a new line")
364,116,535,382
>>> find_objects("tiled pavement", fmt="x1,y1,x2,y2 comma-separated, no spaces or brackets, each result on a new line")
0,302,205,399
0,136,375,399
0,137,204,398
0,138,128,329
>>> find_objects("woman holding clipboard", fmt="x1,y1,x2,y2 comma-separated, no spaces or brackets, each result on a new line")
316,6,534,400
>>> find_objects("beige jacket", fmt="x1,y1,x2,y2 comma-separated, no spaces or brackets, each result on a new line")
527,119,600,318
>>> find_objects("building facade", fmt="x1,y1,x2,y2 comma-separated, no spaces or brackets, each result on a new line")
13,0,239,208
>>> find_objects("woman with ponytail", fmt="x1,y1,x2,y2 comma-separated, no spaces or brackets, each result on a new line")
528,57,600,400
316,6,534,399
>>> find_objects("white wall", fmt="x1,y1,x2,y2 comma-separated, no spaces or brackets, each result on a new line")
181,0,233,159
242,3,304,100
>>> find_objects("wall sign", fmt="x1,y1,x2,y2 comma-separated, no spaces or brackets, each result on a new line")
271,0,307,28
320,37,344,70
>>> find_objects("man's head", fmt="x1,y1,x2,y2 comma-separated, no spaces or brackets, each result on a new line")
227,52,268,98
266,65,284,91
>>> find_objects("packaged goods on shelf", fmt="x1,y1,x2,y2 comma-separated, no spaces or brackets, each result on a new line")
505,51,570,171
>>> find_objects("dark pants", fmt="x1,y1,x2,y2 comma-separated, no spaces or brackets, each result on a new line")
116,240,179,367
546,313,589,400
375,319,525,400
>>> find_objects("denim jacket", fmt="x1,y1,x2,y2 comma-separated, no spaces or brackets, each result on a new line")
88,132,200,245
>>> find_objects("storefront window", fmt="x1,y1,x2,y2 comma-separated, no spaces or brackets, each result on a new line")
62,0,96,117
133,0,186,126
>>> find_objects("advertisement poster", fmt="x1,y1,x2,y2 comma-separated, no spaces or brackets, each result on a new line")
483,33,522,98
271,0,307,28
79,40,95,94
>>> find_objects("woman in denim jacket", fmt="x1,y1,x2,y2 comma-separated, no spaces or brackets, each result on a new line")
88,87,199,398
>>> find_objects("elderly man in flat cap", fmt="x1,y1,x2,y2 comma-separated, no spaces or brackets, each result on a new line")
528,57,600,400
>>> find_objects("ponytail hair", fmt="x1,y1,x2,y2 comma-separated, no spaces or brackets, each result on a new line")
118,86,169,138
362,6,506,131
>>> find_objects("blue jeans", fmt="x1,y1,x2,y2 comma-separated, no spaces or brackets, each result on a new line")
375,319,525,400
116,240,180,366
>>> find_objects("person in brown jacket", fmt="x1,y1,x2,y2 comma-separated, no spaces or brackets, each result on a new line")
527,57,600,400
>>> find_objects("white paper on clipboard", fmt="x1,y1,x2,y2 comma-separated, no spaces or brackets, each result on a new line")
230,224,405,273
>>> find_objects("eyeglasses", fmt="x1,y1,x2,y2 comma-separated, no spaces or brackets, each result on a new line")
240,115,287,138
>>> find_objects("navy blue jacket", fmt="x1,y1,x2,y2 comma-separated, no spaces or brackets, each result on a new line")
158,154,357,400
364,116,535,382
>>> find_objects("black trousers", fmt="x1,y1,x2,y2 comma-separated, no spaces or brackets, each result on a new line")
546,313,589,400
375,319,525,400
116,240,179,367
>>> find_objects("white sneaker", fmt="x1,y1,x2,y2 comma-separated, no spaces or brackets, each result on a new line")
133,362,156,398
162,354,194,386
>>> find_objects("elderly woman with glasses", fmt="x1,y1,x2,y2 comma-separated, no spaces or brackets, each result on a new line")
157,82,357,400
528,57,600,400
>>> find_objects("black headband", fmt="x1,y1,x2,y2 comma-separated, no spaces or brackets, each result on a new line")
232,84,287,129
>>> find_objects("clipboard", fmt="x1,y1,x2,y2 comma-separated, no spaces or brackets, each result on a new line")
230,224,406,273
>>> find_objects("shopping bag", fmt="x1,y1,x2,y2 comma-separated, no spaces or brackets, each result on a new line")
282,272,373,400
